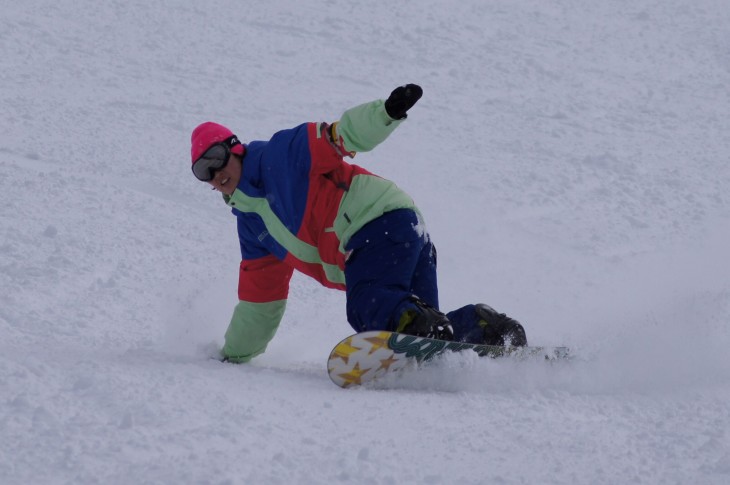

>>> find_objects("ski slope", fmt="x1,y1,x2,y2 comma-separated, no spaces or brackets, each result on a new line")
2,0,730,483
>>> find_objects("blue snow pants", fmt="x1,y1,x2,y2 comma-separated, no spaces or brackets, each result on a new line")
344,209,484,343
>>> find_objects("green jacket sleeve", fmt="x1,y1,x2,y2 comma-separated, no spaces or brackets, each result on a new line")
335,99,404,154
222,299,287,363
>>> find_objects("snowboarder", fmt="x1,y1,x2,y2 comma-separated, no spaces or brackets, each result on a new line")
190,84,527,363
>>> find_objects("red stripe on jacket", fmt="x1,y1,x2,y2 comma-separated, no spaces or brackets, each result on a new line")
237,255,294,302
294,124,374,279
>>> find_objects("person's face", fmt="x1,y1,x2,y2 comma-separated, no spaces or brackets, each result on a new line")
206,154,242,196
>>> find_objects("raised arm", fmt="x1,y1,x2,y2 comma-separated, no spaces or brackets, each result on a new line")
330,84,423,155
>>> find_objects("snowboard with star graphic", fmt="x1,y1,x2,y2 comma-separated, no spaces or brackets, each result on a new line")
327,330,570,388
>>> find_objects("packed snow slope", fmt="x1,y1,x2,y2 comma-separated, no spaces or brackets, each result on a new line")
2,0,730,483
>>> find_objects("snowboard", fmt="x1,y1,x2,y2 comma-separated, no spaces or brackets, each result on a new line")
327,330,570,388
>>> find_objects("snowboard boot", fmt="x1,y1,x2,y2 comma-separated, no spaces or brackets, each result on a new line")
475,303,527,347
396,297,454,341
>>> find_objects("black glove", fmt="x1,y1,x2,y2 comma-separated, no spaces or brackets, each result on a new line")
384,84,423,120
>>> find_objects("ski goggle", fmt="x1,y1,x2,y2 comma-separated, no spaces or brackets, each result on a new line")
191,135,240,182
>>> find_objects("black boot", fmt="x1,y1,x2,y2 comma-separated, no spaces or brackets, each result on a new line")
475,304,527,346
396,297,454,341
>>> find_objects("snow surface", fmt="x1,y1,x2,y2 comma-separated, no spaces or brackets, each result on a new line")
2,0,730,483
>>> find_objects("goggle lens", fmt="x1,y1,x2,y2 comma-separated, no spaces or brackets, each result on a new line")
192,144,230,182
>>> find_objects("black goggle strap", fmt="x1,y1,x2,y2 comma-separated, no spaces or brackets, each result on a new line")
224,134,241,149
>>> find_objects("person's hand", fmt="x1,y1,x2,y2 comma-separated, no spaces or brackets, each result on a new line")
384,84,423,120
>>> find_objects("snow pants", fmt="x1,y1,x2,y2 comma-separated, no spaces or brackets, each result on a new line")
344,209,485,343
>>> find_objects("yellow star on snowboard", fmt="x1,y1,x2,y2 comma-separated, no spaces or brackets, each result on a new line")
338,363,369,387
